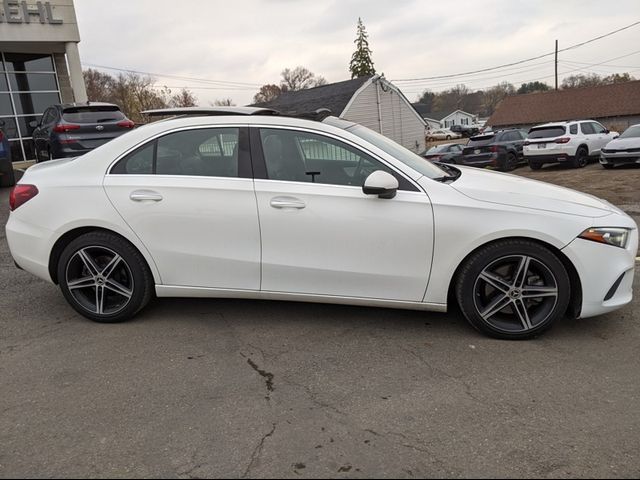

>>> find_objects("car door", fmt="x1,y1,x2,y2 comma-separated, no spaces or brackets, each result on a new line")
580,122,598,154
591,122,612,154
251,126,434,302
103,126,261,290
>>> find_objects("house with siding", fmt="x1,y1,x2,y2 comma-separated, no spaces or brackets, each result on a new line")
487,81,640,131
253,75,427,152
411,105,479,129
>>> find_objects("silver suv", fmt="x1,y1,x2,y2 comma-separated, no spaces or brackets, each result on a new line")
523,120,618,170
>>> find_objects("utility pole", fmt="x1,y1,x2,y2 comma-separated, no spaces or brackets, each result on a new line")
555,39,558,91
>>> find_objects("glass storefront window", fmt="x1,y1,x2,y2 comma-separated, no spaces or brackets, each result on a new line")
9,140,23,162
12,92,60,115
0,117,19,139
21,139,36,161
1,52,60,162
9,73,58,92
17,116,41,138
3,53,55,72
0,93,12,116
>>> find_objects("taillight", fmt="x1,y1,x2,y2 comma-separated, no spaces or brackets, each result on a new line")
0,130,4,141
490,145,499,152
9,184,39,211
555,137,571,144
117,120,135,129
53,124,81,133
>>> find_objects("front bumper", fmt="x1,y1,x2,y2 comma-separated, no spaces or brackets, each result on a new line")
600,151,640,166
561,226,638,318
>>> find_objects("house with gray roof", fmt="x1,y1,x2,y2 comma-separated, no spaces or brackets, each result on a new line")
254,75,427,152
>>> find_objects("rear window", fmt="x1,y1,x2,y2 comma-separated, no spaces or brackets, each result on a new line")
467,134,495,146
62,106,125,124
528,126,566,139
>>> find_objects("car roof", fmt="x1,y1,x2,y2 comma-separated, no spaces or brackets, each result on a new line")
58,102,122,110
141,106,280,117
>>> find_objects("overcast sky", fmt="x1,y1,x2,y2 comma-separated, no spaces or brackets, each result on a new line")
74,0,640,106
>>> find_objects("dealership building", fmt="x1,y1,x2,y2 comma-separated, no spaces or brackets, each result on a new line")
1,0,87,162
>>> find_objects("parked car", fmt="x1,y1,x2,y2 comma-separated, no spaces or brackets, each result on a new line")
450,124,480,138
460,129,527,171
0,120,16,188
6,107,638,340
420,143,464,164
31,102,135,162
426,129,461,142
599,124,640,169
524,120,619,170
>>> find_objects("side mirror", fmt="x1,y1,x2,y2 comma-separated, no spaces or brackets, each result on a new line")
604,129,610,134
29,120,39,128
362,170,399,199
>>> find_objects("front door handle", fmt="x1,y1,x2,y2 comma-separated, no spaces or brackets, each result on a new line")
270,196,306,209
130,190,163,202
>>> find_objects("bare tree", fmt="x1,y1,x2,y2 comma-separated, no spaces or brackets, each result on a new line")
170,88,198,107
481,82,516,116
253,84,283,103
83,68,114,102
280,66,326,91
211,98,236,106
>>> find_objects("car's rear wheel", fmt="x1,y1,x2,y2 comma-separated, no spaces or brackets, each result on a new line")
571,147,588,168
456,240,570,340
446,135,451,140
58,232,154,323
500,152,518,172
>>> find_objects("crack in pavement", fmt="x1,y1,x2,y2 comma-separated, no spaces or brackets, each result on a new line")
242,423,276,478
246,357,275,394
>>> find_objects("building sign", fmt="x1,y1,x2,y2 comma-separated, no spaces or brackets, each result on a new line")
0,1,63,24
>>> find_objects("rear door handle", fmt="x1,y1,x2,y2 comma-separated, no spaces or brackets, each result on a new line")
130,190,163,202
270,196,306,209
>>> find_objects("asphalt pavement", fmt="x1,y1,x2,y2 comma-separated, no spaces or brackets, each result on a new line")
1,186,639,478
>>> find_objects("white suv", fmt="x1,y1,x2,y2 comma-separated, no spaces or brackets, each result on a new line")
524,120,619,170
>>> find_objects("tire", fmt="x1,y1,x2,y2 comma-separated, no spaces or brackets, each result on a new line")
427,137,434,142
528,160,542,170
499,152,518,172
57,231,154,323
571,147,588,168
455,239,570,340
446,135,451,140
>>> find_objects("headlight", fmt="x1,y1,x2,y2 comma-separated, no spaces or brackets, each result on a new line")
578,227,630,248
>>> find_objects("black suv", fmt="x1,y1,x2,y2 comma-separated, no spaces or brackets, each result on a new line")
0,120,16,187
31,103,135,162
450,124,480,138
461,129,528,171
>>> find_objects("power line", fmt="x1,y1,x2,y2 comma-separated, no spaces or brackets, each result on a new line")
83,63,263,88
404,49,640,94
392,20,640,83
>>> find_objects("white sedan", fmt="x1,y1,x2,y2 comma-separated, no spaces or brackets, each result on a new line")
6,107,638,339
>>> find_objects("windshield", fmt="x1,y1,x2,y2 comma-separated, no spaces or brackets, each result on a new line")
620,125,640,139
344,124,447,179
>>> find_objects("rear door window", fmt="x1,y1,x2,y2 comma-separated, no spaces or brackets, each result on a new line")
581,123,596,135
569,124,578,135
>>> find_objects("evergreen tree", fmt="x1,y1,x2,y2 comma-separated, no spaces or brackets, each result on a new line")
349,18,376,79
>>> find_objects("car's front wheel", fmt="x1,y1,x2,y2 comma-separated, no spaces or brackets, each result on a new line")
456,240,570,339
58,232,154,323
